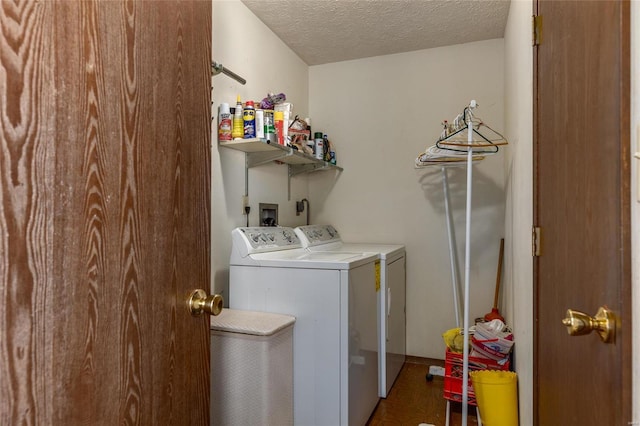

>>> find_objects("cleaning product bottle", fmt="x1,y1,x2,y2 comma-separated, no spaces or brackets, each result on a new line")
328,140,336,165
218,103,232,141
274,111,285,145
232,95,244,139
323,134,330,161
255,109,265,139
264,110,276,144
314,132,324,160
243,100,256,138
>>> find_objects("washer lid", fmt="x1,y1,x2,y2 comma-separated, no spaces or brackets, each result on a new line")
210,309,295,336
295,225,405,259
248,248,378,269
325,243,405,260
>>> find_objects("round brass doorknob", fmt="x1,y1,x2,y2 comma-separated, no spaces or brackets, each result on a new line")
188,289,223,316
562,306,615,343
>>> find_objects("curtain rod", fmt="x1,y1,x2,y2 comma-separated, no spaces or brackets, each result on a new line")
211,61,246,85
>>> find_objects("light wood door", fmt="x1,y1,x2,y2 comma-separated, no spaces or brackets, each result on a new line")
534,0,631,424
0,1,211,423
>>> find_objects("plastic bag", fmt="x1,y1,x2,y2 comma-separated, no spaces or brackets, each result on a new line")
442,328,465,353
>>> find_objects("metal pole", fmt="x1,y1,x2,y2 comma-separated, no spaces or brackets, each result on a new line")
442,167,462,328
461,105,474,426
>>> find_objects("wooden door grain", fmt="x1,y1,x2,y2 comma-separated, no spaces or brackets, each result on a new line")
0,1,211,424
534,0,631,424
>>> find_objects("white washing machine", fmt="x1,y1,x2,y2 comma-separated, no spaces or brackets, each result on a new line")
294,224,406,398
228,227,379,426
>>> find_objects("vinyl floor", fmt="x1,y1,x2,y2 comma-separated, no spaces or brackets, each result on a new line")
366,356,480,426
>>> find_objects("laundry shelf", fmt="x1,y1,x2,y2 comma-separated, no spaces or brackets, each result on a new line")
219,138,343,173
219,138,342,200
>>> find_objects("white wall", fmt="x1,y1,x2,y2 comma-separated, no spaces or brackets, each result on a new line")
503,0,533,424
211,0,310,300
308,40,505,359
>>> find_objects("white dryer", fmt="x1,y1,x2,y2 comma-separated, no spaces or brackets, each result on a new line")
294,224,406,398
228,227,379,426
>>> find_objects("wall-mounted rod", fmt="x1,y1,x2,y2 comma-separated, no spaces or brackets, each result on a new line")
211,61,246,85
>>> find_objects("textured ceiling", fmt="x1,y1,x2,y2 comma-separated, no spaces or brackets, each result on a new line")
241,0,511,65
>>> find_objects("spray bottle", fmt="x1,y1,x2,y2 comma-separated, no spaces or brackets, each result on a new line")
218,103,232,141
243,100,256,138
232,95,244,139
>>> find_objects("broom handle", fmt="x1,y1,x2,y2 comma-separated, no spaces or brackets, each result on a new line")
493,238,505,310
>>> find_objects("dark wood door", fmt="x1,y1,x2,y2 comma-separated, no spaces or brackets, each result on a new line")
0,1,211,424
534,0,631,424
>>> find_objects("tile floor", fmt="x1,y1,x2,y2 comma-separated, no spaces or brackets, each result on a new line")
366,356,480,426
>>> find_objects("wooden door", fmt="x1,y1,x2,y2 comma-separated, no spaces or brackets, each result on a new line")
534,0,631,424
0,1,211,424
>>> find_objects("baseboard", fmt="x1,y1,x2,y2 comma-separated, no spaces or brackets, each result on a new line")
405,355,445,366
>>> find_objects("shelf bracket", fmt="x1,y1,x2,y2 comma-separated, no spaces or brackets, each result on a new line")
286,163,343,200
246,148,293,168
289,163,324,177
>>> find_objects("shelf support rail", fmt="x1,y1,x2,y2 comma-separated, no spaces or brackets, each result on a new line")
289,162,341,177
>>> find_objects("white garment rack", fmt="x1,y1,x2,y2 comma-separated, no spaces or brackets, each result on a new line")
415,100,507,426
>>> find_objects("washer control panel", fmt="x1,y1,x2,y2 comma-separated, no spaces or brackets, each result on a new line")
294,224,341,247
232,226,301,255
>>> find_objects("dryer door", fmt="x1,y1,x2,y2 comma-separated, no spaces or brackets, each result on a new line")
386,256,407,393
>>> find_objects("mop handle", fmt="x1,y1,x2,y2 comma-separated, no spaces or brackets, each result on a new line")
493,238,505,309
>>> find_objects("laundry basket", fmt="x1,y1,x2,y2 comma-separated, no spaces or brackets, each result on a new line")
210,309,295,426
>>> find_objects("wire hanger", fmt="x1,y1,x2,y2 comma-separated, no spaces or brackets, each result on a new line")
415,101,507,168
434,101,507,154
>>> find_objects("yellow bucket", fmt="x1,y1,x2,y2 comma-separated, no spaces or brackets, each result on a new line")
469,370,518,426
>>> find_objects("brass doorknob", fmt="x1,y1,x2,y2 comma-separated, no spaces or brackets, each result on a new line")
562,306,615,343
188,289,224,316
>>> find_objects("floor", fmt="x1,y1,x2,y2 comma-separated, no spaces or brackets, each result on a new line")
366,356,480,426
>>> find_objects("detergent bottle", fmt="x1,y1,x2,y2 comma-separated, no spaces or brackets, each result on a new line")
274,111,285,145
